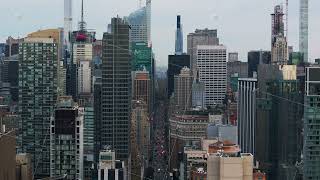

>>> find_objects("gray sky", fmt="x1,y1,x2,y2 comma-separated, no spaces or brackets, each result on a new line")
1,0,319,66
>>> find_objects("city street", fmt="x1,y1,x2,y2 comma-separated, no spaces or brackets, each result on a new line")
151,101,169,180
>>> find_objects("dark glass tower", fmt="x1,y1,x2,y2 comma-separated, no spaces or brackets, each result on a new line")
175,15,183,55
100,17,131,160
247,50,271,78
167,54,190,98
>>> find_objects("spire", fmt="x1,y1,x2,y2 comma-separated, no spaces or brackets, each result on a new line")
78,0,87,31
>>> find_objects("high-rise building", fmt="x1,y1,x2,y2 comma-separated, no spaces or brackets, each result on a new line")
197,45,227,106
175,15,183,55
18,32,59,178
126,0,151,43
237,78,257,156
187,29,219,76
64,0,73,49
94,69,102,162
174,67,193,110
0,130,16,180
299,0,308,62
50,96,84,180
0,56,19,102
129,100,150,180
247,50,271,78
271,5,288,65
167,54,190,98
25,29,66,97
303,66,320,179
101,17,131,160
67,0,95,101
227,61,248,89
5,37,22,57
84,106,95,179
133,70,151,113
256,64,303,179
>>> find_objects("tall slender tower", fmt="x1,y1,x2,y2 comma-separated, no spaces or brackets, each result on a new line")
299,0,309,62
64,0,72,49
175,15,183,55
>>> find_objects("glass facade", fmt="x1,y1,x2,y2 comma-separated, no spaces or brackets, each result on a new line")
18,40,58,178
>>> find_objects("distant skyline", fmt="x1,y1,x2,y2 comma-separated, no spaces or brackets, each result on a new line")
0,0,319,66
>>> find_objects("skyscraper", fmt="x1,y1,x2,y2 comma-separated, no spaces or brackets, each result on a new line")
64,0,73,49
50,96,84,180
68,0,95,101
237,78,257,156
167,54,190,98
247,50,271,78
101,17,131,160
175,15,183,55
197,45,227,106
304,66,320,179
271,5,288,65
187,29,219,76
174,67,193,110
133,70,151,113
127,0,151,43
18,31,59,178
299,0,309,62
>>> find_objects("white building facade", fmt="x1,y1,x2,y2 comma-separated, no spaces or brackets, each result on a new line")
197,45,227,106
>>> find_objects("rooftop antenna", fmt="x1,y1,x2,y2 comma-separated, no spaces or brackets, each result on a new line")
78,0,87,31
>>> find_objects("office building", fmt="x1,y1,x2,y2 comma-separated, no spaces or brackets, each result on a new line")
237,78,257,156
299,0,309,62
101,17,131,160
84,106,95,179
187,29,219,76
0,130,16,180
98,150,125,180
303,67,320,179
248,50,271,78
94,69,102,162
126,0,151,43
18,32,59,178
256,65,303,179
197,45,227,106
50,96,84,180
174,67,193,110
131,42,153,73
175,15,183,55
271,5,288,65
133,70,151,113
207,153,253,180
227,61,248,89
5,36,22,57
129,100,150,180
167,54,190,98
1,56,19,97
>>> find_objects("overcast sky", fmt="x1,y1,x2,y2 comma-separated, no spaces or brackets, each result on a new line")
0,0,319,66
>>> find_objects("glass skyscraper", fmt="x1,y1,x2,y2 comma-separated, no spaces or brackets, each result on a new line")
18,35,58,178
